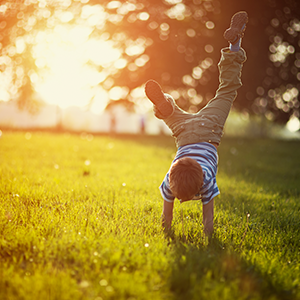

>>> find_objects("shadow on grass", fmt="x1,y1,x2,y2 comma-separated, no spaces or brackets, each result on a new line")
164,232,295,300
218,137,300,196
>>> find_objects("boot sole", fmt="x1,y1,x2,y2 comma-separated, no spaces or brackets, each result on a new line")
145,80,173,116
224,11,248,43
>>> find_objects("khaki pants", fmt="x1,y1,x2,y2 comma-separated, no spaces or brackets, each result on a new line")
156,48,247,148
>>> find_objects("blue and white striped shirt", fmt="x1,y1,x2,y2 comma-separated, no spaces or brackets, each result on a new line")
159,142,220,204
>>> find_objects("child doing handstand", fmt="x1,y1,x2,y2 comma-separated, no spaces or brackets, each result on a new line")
144,11,248,236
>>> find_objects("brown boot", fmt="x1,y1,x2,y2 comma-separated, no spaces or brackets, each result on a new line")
223,11,248,44
145,80,174,117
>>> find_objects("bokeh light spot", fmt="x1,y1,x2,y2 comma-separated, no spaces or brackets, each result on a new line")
205,21,215,29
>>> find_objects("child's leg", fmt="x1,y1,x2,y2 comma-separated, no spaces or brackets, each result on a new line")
145,12,248,147
145,80,193,127
144,47,246,147
198,48,247,127
196,12,248,137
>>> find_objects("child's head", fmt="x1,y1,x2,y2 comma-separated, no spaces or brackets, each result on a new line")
169,157,203,201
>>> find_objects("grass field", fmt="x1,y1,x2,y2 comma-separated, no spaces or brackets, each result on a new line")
0,131,299,300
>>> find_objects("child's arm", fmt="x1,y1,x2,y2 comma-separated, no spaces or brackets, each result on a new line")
203,199,214,237
161,200,174,230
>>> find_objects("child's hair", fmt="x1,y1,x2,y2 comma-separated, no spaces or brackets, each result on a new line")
169,157,203,201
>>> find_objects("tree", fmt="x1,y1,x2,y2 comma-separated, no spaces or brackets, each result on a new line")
222,0,300,125
0,0,299,126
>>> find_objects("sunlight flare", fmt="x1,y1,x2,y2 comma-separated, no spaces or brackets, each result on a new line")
32,24,122,110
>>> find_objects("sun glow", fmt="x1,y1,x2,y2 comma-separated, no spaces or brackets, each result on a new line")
286,115,300,132
32,24,122,111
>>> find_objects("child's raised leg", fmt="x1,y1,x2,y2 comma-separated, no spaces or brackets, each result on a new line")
197,11,248,134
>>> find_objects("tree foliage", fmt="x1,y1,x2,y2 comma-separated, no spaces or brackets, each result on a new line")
234,0,300,125
0,0,299,125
